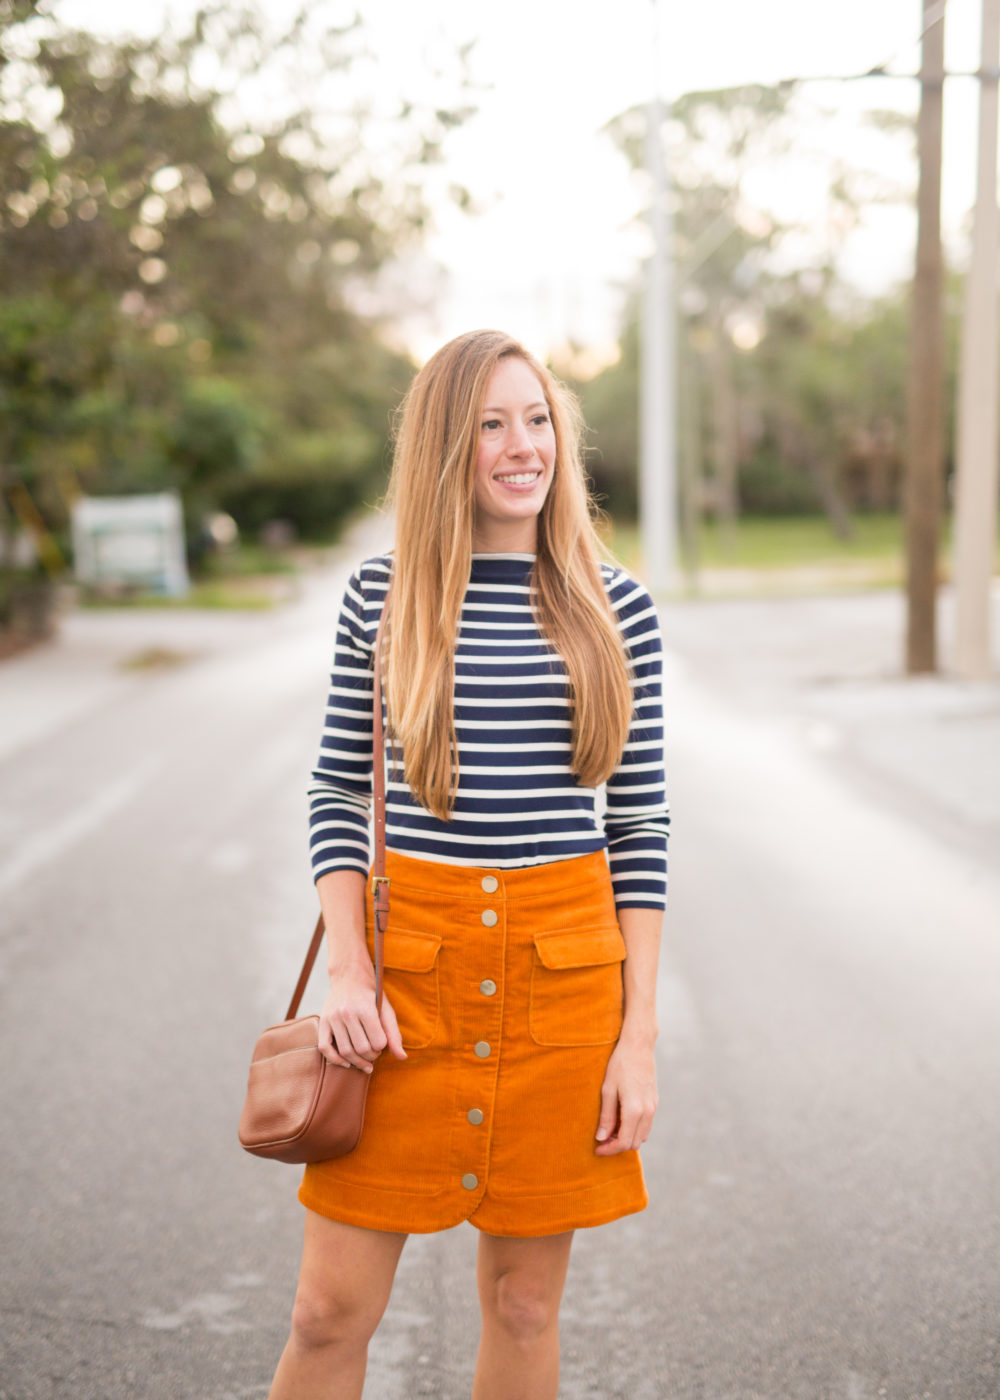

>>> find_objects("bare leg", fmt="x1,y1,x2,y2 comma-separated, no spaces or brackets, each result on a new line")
471,1231,574,1400
268,1212,407,1400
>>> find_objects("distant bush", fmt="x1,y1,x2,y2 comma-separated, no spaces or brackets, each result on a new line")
220,428,383,539
738,448,824,515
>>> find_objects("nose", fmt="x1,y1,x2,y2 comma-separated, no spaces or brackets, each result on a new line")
505,421,533,458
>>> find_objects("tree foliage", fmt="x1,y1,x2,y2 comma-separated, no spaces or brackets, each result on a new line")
0,2,472,572
586,86,925,533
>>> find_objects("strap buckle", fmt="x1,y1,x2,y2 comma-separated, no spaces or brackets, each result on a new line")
371,874,390,939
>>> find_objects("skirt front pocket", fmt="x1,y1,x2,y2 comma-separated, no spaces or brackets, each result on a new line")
371,927,443,1049
528,924,626,1047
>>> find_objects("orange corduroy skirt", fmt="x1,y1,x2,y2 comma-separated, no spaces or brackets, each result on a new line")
298,849,648,1237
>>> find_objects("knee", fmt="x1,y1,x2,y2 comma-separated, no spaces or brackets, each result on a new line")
288,1283,381,1355
488,1272,559,1347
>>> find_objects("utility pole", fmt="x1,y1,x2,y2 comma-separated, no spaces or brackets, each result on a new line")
953,0,1000,680
639,0,678,598
904,0,947,674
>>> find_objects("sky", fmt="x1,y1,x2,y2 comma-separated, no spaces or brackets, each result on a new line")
54,0,988,363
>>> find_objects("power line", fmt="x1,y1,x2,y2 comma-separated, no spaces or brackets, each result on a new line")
866,0,949,76
678,68,989,101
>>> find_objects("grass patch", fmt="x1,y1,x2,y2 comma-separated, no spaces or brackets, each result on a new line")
698,513,905,569
82,578,283,610
606,513,908,572
600,512,997,595
186,579,282,609
120,646,193,670
199,543,299,578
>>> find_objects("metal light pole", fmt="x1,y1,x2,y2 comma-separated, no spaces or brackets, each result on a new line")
639,0,678,598
904,0,947,674
953,0,1000,680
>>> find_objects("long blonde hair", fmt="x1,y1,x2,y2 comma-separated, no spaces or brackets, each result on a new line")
384,329,633,820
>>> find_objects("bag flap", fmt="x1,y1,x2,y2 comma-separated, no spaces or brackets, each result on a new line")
532,925,626,970
250,1014,320,1062
381,929,442,973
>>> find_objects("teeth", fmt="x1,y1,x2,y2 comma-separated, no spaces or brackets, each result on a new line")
496,472,539,485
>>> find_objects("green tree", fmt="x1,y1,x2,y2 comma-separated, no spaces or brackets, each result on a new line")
594,85,915,540
0,1,471,599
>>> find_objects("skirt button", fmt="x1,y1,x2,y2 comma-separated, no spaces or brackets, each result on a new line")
481,909,498,927
479,979,497,996
467,1108,484,1125
481,875,499,893
462,1173,479,1190
474,1041,492,1058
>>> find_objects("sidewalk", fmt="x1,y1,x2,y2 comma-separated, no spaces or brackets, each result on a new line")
3,536,998,859
0,512,393,766
658,582,1000,859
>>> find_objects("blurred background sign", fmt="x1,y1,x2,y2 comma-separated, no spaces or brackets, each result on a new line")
71,492,189,596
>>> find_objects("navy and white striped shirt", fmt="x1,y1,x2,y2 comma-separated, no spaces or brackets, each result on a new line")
308,553,669,909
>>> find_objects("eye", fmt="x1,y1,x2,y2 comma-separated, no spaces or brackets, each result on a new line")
481,418,502,432
530,413,551,428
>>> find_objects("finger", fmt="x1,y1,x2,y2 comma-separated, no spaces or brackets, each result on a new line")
631,1095,658,1146
320,1046,370,1072
633,1103,656,1146
317,1029,370,1072
340,1013,379,1059
595,1083,620,1144
347,1001,391,1058
326,1015,378,1071
362,1011,389,1056
598,1099,655,1153
616,1100,644,1150
318,1029,373,1072
317,1016,338,1060
380,995,407,1060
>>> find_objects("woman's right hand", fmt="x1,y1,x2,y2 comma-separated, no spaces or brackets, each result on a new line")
317,963,407,1071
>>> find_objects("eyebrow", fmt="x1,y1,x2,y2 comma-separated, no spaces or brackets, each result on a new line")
482,402,549,414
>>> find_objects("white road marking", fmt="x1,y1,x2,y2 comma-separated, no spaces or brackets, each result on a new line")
0,755,162,897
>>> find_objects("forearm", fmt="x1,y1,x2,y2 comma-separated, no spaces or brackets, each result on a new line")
616,905,663,1043
315,868,405,1066
316,869,369,979
596,904,662,1153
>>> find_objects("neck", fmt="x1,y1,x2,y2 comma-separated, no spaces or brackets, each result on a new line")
470,521,539,554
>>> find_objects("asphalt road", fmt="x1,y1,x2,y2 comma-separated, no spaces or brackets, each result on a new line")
1,558,998,1400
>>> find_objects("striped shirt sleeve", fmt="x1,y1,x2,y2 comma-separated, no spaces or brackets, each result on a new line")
307,559,387,881
603,569,670,910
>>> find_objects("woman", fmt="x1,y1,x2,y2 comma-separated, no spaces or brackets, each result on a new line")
268,329,669,1400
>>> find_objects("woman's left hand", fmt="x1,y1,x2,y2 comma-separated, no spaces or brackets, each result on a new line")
594,1029,658,1156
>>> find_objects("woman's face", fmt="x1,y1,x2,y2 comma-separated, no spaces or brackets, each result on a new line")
471,356,556,553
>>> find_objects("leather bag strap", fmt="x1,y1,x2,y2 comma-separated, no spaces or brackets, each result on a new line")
285,914,326,1023
285,593,391,1021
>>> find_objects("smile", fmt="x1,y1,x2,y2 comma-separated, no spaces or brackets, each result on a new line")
494,471,541,485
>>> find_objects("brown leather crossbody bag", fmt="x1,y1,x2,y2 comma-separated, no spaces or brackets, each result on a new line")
237,608,390,1164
